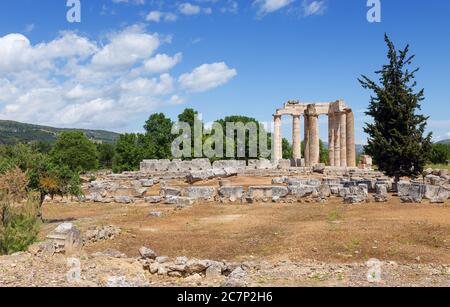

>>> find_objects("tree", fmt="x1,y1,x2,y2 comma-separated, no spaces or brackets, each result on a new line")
216,116,270,161
112,133,148,173
359,34,432,181
319,140,329,165
51,131,99,172
97,143,115,169
430,143,450,164
282,139,292,160
144,113,174,159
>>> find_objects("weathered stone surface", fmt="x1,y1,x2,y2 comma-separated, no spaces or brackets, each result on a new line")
398,182,425,203
145,196,162,203
85,225,121,243
139,179,155,187
182,186,216,201
248,186,289,201
218,186,244,202
160,187,182,197
313,163,326,174
374,184,389,202
256,159,275,170
318,184,331,198
139,247,157,259
186,259,209,274
343,186,368,204
277,159,291,170
425,185,449,203
114,196,133,204
212,160,246,169
288,185,318,198
186,170,215,183
164,196,196,207
46,223,83,254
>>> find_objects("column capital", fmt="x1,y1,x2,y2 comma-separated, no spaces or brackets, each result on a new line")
273,114,282,120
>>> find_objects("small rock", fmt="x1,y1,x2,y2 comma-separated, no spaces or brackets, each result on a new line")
139,247,157,260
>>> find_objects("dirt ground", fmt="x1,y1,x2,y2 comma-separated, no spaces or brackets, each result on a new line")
41,176,450,265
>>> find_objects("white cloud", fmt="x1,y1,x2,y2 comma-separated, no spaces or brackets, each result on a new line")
254,0,294,16
302,0,326,16
179,3,202,15
0,26,236,129
179,62,237,93
146,11,178,23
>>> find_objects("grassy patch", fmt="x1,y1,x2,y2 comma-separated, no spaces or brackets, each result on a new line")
426,164,450,171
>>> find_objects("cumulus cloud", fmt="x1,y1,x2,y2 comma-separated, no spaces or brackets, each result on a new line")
179,62,237,93
0,26,237,129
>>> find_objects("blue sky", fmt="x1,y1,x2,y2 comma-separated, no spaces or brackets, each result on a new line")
0,0,449,144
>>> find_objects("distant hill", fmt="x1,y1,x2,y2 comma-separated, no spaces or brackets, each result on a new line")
0,120,120,145
437,139,450,145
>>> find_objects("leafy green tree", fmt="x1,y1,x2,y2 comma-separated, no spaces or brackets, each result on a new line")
51,131,99,172
359,34,432,181
97,143,116,169
112,133,148,173
319,140,329,165
430,143,450,164
282,138,292,160
216,116,270,161
144,113,174,159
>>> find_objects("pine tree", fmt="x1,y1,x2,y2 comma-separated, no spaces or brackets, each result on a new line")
359,34,432,182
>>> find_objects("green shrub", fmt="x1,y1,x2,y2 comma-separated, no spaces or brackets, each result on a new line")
0,195,41,255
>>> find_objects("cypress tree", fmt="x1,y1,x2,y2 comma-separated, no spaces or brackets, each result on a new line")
359,34,432,181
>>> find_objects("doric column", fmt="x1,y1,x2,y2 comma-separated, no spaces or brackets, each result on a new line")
334,113,341,167
346,109,356,167
304,115,310,166
328,114,335,166
306,105,320,167
292,115,301,160
339,111,347,167
273,115,282,162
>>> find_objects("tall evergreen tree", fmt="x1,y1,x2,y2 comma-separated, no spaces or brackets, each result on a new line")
359,34,432,181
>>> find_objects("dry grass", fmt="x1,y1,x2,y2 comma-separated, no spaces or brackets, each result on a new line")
42,195,450,264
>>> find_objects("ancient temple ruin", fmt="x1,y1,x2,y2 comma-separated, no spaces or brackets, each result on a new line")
273,100,356,167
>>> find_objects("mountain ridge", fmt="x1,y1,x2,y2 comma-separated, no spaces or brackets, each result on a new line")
0,120,120,145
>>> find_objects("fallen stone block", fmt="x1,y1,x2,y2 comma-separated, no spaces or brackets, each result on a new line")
139,247,157,259
218,186,244,202
114,196,133,204
374,184,389,202
288,185,318,198
161,187,182,197
425,185,449,203
182,186,216,201
46,223,83,255
164,196,196,207
186,170,215,184
248,186,289,201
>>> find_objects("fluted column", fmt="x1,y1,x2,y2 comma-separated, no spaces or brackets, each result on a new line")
334,113,341,167
346,110,356,167
292,115,301,160
273,115,282,162
339,112,347,167
328,114,335,166
306,105,319,167
304,115,310,166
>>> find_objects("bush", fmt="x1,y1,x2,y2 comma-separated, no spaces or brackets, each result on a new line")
430,143,450,164
0,195,40,255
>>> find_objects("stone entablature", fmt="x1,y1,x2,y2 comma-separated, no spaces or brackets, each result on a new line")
273,99,356,168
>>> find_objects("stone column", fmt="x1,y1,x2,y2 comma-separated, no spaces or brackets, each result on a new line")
304,115,310,166
346,110,356,167
292,115,301,160
306,105,320,167
334,113,341,167
328,114,335,166
339,112,347,167
273,115,282,162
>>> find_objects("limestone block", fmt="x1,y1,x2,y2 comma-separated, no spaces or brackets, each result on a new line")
425,185,449,203
182,186,216,201
218,186,244,202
